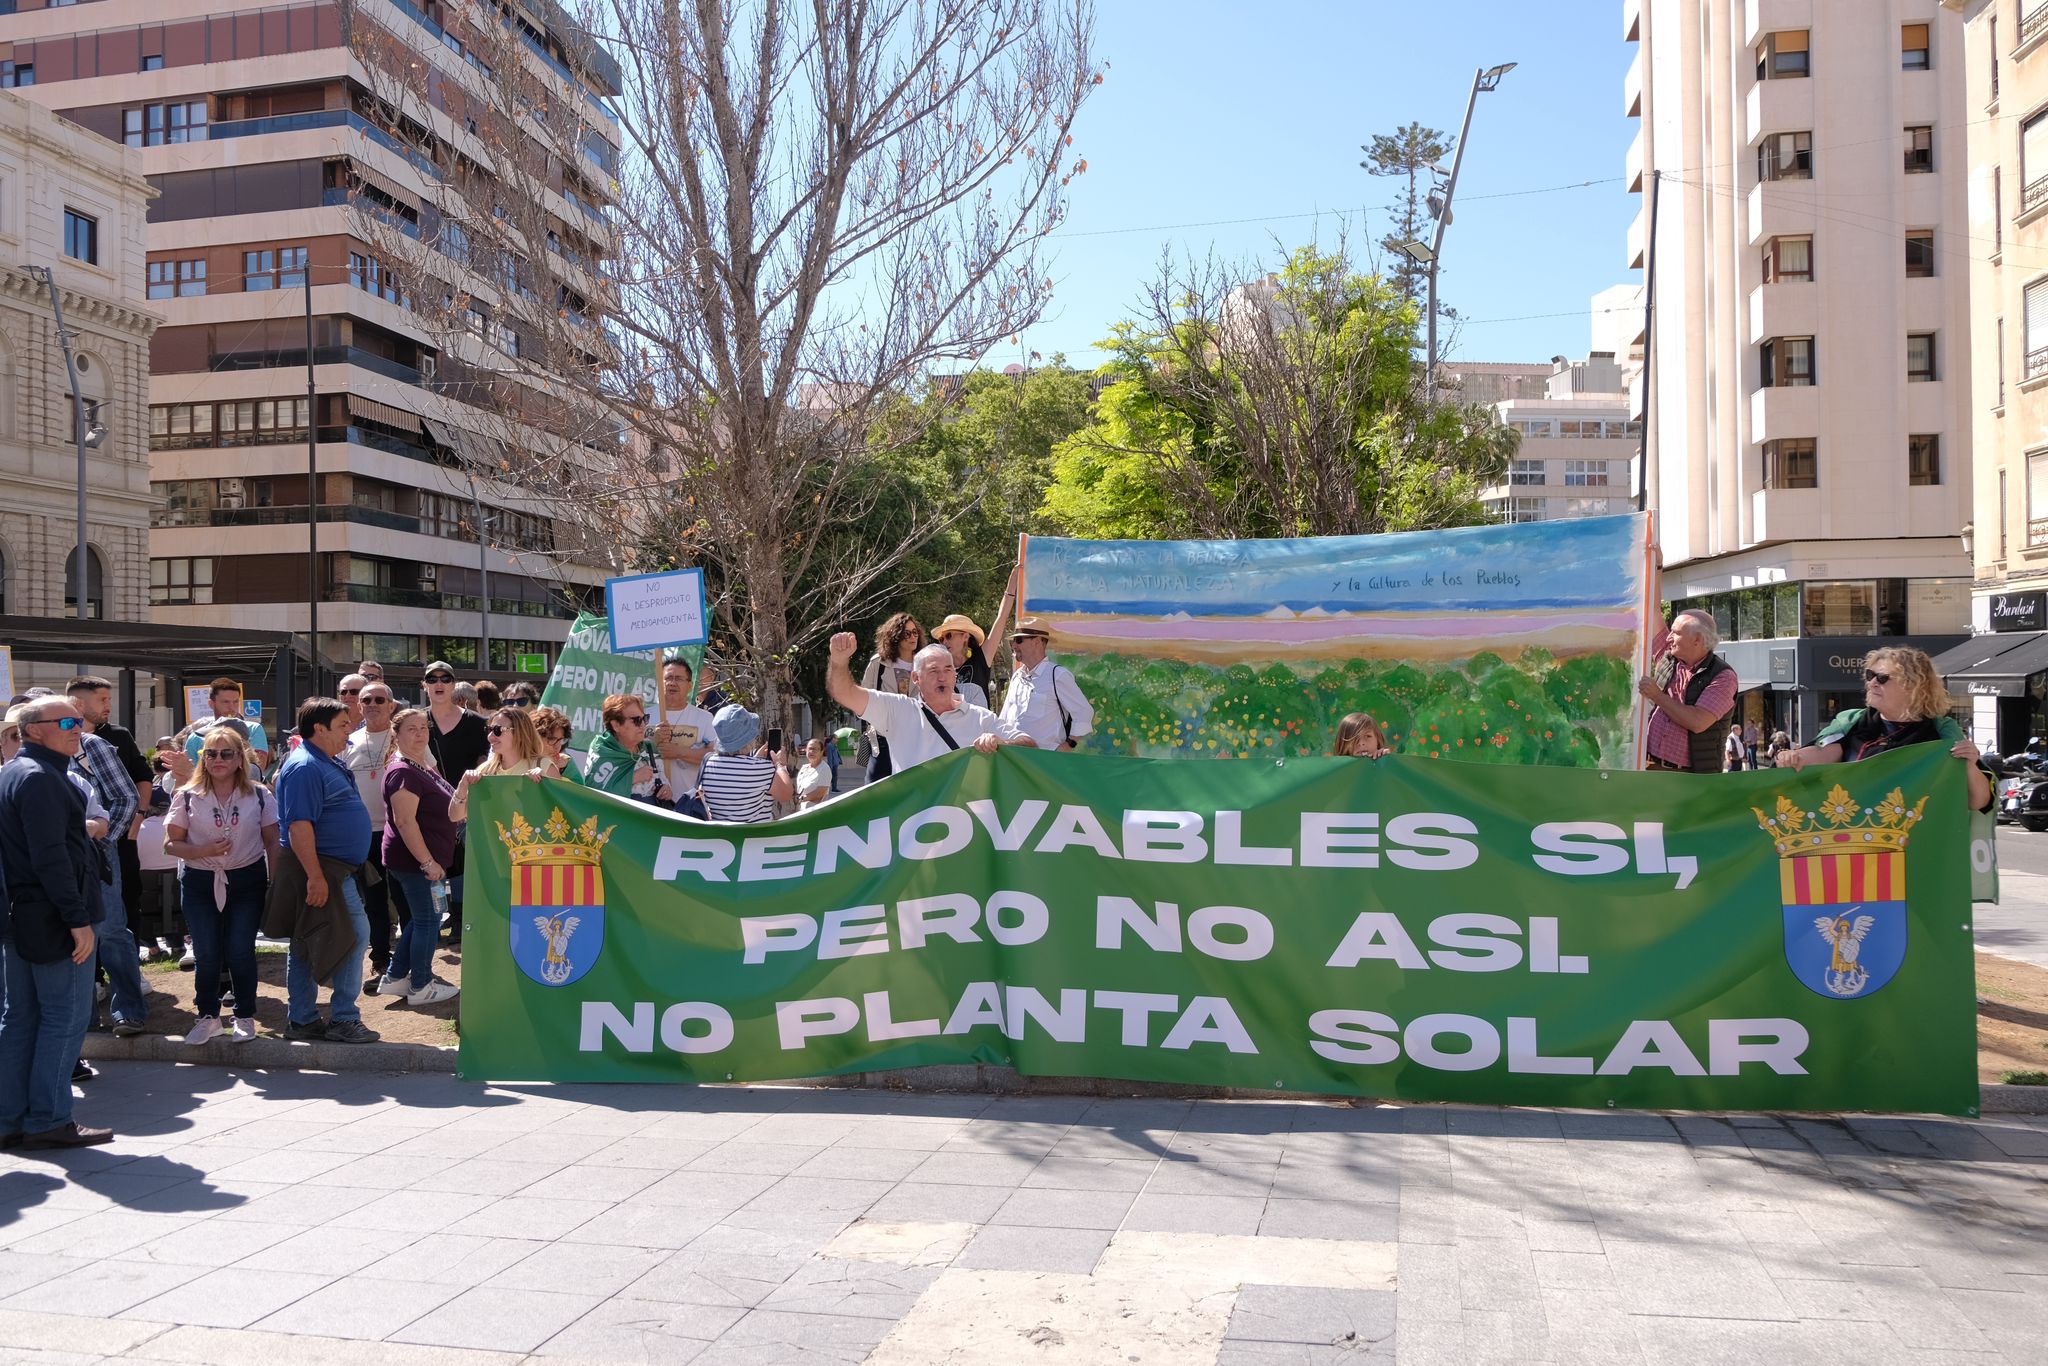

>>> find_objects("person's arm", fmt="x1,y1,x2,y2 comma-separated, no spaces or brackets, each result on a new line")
1781,740,1847,772
985,566,1019,659
447,769,479,823
162,812,232,863
261,822,281,876
286,818,329,907
1053,667,1094,747
19,772,96,933
387,786,446,881
1638,668,1735,735
770,757,794,805
828,633,876,719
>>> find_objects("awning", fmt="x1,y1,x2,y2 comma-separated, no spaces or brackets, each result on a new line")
347,395,422,434
1933,631,2048,683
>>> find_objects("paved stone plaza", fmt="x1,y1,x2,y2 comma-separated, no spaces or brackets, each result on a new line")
0,1065,2044,1364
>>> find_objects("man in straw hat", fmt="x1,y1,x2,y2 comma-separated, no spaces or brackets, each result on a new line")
999,619,1094,753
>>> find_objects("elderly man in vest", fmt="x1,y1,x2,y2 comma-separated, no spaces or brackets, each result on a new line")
1638,609,1738,774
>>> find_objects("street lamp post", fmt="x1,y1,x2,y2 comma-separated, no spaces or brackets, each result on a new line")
25,265,108,620
1391,62,1516,404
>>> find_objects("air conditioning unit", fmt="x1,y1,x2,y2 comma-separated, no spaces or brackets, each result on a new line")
418,564,438,586
220,477,245,496
218,494,245,510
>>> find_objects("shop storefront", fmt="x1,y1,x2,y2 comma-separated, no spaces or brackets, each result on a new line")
1717,635,1967,745
1935,591,2048,756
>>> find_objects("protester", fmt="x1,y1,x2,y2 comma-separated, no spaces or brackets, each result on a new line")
377,707,460,1005
794,737,833,807
448,707,550,823
828,634,1024,773
336,674,369,729
932,615,993,709
585,694,670,803
0,696,112,1147
163,728,275,1044
422,661,489,797
1331,713,1393,759
1743,719,1762,771
345,680,399,986
1766,730,1793,768
1723,725,1747,773
503,681,541,708
1637,611,1737,774
691,705,793,823
66,677,153,971
532,706,582,782
357,660,385,684
859,613,924,781
184,679,271,774
998,619,1095,752
453,681,481,714
266,698,377,1044
652,657,716,809
1781,647,1994,812
70,691,145,1037
474,680,502,711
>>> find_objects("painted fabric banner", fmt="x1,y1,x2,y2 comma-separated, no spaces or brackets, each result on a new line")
459,742,1977,1115
1015,515,1657,768
539,612,701,765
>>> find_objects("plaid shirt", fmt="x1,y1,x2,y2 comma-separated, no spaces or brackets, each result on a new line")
74,732,139,843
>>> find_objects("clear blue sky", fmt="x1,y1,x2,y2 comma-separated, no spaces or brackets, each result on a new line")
1016,0,1641,371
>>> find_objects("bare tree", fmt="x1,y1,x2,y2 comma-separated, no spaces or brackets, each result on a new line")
347,0,1098,726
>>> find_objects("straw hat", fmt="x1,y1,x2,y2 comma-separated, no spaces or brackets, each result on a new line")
932,613,986,645
1010,617,1051,640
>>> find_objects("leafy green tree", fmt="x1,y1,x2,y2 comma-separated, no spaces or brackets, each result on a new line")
1360,121,1453,305
1040,244,1516,542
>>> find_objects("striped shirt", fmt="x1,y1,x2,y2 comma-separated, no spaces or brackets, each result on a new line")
74,732,139,846
699,753,777,824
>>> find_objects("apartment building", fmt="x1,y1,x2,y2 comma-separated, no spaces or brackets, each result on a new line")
1939,1,2048,751
0,88,155,636
1629,0,1974,743
0,0,620,688
1480,351,1640,525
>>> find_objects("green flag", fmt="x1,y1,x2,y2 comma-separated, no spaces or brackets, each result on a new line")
461,742,1979,1115
539,612,702,764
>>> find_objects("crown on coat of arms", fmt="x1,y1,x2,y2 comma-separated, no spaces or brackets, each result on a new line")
496,809,613,866
1752,784,1928,858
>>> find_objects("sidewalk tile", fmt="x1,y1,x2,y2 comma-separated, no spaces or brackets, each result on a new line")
822,1220,977,1269
1123,1193,1265,1236
251,1273,465,1340
529,1296,741,1362
3,1258,204,1317
5,1210,200,1259
120,1266,336,1327
953,1225,1111,1274
1146,1162,1276,1197
301,1153,462,1190
367,1233,549,1287
210,1183,384,1226
348,1190,499,1234
428,1158,566,1197
901,1152,1042,1187
712,1306,896,1362
443,1195,614,1241
0,1252,95,1299
487,1241,670,1297
1224,1284,1395,1347
792,1146,931,1183
515,1163,668,1203
864,1182,1011,1224
620,1246,811,1309
989,1187,1135,1231
557,1203,718,1250
1021,1157,1157,1192
757,1257,940,1319
391,1286,604,1353
231,1224,419,1276
732,1176,894,1221
687,1144,826,1177
1258,1199,1396,1242
0,1307,174,1357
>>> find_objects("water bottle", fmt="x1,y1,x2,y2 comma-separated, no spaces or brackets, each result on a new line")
430,878,451,922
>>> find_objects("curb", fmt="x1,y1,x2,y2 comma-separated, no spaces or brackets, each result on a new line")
81,1032,457,1074
1980,1082,2048,1114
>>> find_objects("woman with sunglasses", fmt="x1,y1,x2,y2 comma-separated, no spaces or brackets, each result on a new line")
859,613,924,782
377,708,460,1005
530,706,583,782
584,693,670,804
447,708,549,823
1781,646,1994,812
162,728,277,1044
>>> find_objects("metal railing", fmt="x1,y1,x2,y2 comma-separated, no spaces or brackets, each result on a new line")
2027,346,2048,383
2024,4,2048,49
2030,517,2048,548
2024,172,2048,217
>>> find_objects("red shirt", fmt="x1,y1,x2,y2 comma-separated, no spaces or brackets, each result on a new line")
1647,656,1737,768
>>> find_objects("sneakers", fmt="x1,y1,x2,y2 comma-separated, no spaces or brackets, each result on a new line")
71,1060,96,1083
283,1018,327,1042
230,1017,257,1043
324,1020,379,1045
178,946,195,971
373,972,407,998
20,1122,113,1149
406,980,459,1006
110,1018,145,1038
183,1016,223,1046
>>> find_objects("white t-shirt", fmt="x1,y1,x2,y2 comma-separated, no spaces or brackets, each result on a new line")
654,702,716,796
999,659,1094,751
795,762,831,799
863,690,1016,773
345,726,394,828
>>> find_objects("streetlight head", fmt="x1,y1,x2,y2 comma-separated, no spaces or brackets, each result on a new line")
1478,61,1518,90
1392,239,1437,266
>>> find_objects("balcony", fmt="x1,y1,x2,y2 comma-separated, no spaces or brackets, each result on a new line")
209,111,442,183
1745,81,1813,151
207,346,424,386
321,188,422,242
1746,281,1817,346
1624,46,1642,118
1625,128,1644,193
155,505,426,533
2023,4,2048,61
2028,346,2048,387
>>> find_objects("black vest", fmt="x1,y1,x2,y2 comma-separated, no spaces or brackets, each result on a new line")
1659,651,1733,774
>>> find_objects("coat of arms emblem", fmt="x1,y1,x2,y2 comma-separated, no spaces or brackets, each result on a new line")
1754,784,1925,1000
496,809,614,987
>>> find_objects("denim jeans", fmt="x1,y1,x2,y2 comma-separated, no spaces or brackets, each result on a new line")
95,854,146,1026
285,873,368,1026
358,835,393,974
0,931,95,1135
181,862,267,1019
386,867,442,992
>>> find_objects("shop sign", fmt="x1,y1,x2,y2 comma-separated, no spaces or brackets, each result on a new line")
1967,678,2025,697
1991,592,2046,632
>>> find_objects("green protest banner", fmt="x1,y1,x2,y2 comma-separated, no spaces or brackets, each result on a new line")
538,612,702,762
459,742,1978,1114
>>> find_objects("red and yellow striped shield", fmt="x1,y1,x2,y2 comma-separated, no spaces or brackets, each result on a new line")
1780,850,1904,906
513,860,604,907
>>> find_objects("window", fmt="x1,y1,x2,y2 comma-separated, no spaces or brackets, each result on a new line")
1563,460,1608,487
1762,235,1812,283
1908,434,1941,486
1758,131,1813,182
1760,336,1815,387
62,209,98,265
2002,469,2010,559
2025,113,2048,216
0,62,32,88
1755,30,1809,80
1994,14,2001,100
1907,332,1937,382
149,557,214,606
243,245,308,291
1903,23,1929,71
2030,280,2048,383
2001,316,2008,406
122,102,208,148
493,321,520,356
1804,581,1877,635
1763,439,1818,489
1485,497,1547,524
1904,126,1933,173
1514,419,1554,437
148,403,215,449
347,252,407,306
218,398,311,444
142,55,164,72
1906,230,1935,278
2031,451,2048,547
1997,166,2005,252
1509,459,1544,486
147,258,206,299
1564,497,1608,517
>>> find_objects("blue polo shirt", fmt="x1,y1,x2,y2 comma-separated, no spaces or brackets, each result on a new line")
273,741,372,864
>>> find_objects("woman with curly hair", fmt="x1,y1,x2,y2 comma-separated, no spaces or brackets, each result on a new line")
1781,645,1992,812
859,612,923,781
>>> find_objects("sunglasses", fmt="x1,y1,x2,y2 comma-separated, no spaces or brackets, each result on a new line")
28,717,83,732
618,715,648,726
202,749,240,760
425,675,455,685
362,697,391,706
1863,669,1892,685
508,697,535,707
486,724,509,737
339,688,363,696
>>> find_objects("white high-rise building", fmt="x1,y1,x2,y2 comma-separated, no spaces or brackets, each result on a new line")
1628,0,1974,742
